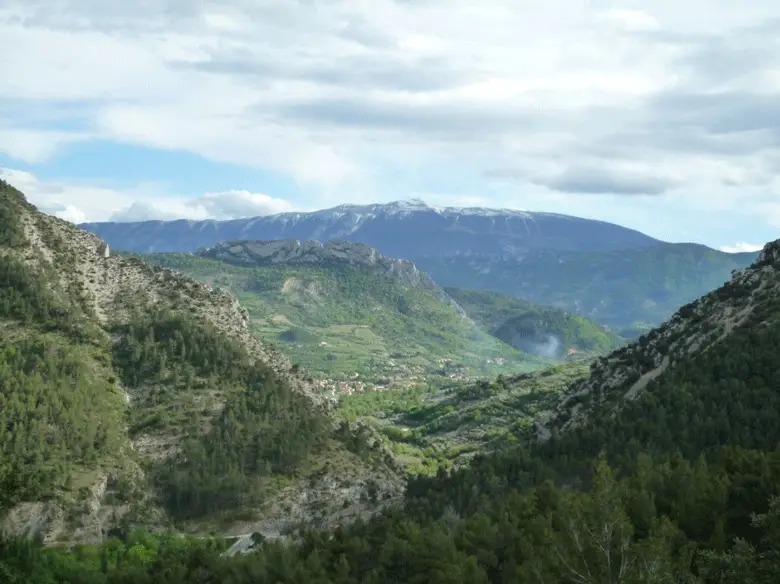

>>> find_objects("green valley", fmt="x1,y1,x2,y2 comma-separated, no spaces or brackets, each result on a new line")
6,182,780,584
7,2,780,579
137,249,546,389
5,220,780,583
335,361,590,476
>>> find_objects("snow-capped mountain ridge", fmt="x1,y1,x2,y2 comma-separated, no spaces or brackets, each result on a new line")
81,198,661,258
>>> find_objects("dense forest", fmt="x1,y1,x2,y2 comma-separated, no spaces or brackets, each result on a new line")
0,183,123,509
2,448,779,583
111,307,333,520
0,263,334,525
0,180,360,541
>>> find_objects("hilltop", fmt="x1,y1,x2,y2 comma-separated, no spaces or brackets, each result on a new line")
199,239,466,315
0,180,403,545
137,244,548,390
80,200,757,330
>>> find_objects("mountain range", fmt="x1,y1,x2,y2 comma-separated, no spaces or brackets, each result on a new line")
81,200,759,330
81,199,659,256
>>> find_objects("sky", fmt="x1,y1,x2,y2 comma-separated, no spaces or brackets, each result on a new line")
1,0,779,253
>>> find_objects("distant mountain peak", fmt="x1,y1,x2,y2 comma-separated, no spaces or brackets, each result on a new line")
317,199,535,219
385,198,433,212
78,199,758,330
80,197,663,257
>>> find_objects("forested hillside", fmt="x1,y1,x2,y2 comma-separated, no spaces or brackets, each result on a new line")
0,180,402,547
4,233,779,582
445,287,624,357
420,243,756,332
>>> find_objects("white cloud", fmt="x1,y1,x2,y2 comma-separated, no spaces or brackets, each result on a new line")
110,190,295,221
201,12,242,31
602,9,659,31
0,129,90,163
0,168,296,223
719,242,764,253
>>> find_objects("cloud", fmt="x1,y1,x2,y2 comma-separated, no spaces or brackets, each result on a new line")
602,9,659,31
172,50,472,92
109,190,295,221
526,166,680,196
0,128,90,163
0,168,295,223
719,242,765,253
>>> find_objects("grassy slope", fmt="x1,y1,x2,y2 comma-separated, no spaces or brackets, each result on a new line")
335,361,589,475
330,240,775,479
418,242,757,331
444,286,625,355
138,253,548,385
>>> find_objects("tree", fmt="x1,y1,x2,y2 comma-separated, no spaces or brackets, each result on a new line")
530,456,679,584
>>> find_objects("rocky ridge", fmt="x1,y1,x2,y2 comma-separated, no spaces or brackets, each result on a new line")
535,241,780,439
8,188,325,408
198,238,467,316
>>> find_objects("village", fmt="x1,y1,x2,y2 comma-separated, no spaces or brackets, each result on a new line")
311,356,506,398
